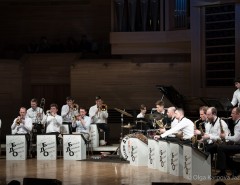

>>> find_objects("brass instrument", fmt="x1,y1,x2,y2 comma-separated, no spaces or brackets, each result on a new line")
191,118,201,144
191,119,205,151
216,118,226,144
46,110,51,116
16,117,21,125
73,103,79,111
156,119,164,129
197,122,205,150
100,104,108,111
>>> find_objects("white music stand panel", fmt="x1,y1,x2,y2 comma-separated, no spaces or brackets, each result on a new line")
63,134,86,160
169,142,183,176
37,135,57,160
148,139,160,169
158,140,170,173
6,135,27,160
129,138,148,166
90,124,99,148
183,145,211,180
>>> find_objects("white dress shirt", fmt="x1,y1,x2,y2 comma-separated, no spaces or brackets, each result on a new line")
11,117,32,134
207,117,230,143
26,107,45,123
61,104,78,122
231,89,240,107
42,114,62,133
72,116,91,134
225,119,240,144
161,117,194,140
137,112,145,118
204,121,211,134
89,105,108,124
166,117,178,137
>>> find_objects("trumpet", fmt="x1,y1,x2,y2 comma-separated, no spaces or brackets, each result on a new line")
99,104,107,111
16,117,21,125
46,110,51,116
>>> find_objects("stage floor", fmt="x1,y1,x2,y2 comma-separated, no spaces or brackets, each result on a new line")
0,156,239,185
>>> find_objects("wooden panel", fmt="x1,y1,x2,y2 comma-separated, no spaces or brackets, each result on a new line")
110,30,191,54
71,59,191,109
0,60,22,138
0,0,111,45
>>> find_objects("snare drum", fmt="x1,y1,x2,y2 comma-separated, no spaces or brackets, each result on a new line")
147,129,158,139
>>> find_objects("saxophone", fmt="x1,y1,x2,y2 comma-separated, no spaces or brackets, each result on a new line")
216,118,226,144
191,118,201,144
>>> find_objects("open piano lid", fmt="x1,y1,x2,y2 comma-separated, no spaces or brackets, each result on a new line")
156,85,231,117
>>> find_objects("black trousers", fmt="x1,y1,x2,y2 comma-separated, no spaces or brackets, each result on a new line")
216,144,240,171
96,123,110,143
62,122,73,134
205,143,218,162
164,137,192,145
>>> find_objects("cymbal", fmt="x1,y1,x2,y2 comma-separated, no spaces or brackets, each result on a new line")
121,124,134,129
114,108,133,117
136,120,147,124
145,113,162,120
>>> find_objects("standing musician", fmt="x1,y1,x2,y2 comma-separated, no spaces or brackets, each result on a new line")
89,96,111,145
11,107,32,157
215,107,240,178
152,100,171,128
202,107,230,161
72,107,91,142
61,96,78,134
231,77,240,108
42,103,62,144
154,108,194,145
26,98,45,143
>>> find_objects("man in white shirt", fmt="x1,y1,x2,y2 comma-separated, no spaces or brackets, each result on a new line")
231,78,240,107
26,98,45,143
72,107,91,141
42,103,62,144
89,96,110,145
154,108,194,145
11,107,33,157
61,96,78,134
202,107,230,162
157,107,178,137
216,107,240,178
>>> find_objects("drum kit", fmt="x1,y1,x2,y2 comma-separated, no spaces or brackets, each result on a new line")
114,108,152,160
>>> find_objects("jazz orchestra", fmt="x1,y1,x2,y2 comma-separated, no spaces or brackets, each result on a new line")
8,95,240,178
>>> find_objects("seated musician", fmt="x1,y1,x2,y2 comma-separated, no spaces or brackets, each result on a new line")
42,103,63,144
215,107,240,178
202,107,230,161
154,108,194,145
192,106,211,148
157,107,178,139
135,104,152,134
11,107,33,157
72,107,91,143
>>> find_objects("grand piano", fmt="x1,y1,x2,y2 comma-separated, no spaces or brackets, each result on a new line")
156,85,234,132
